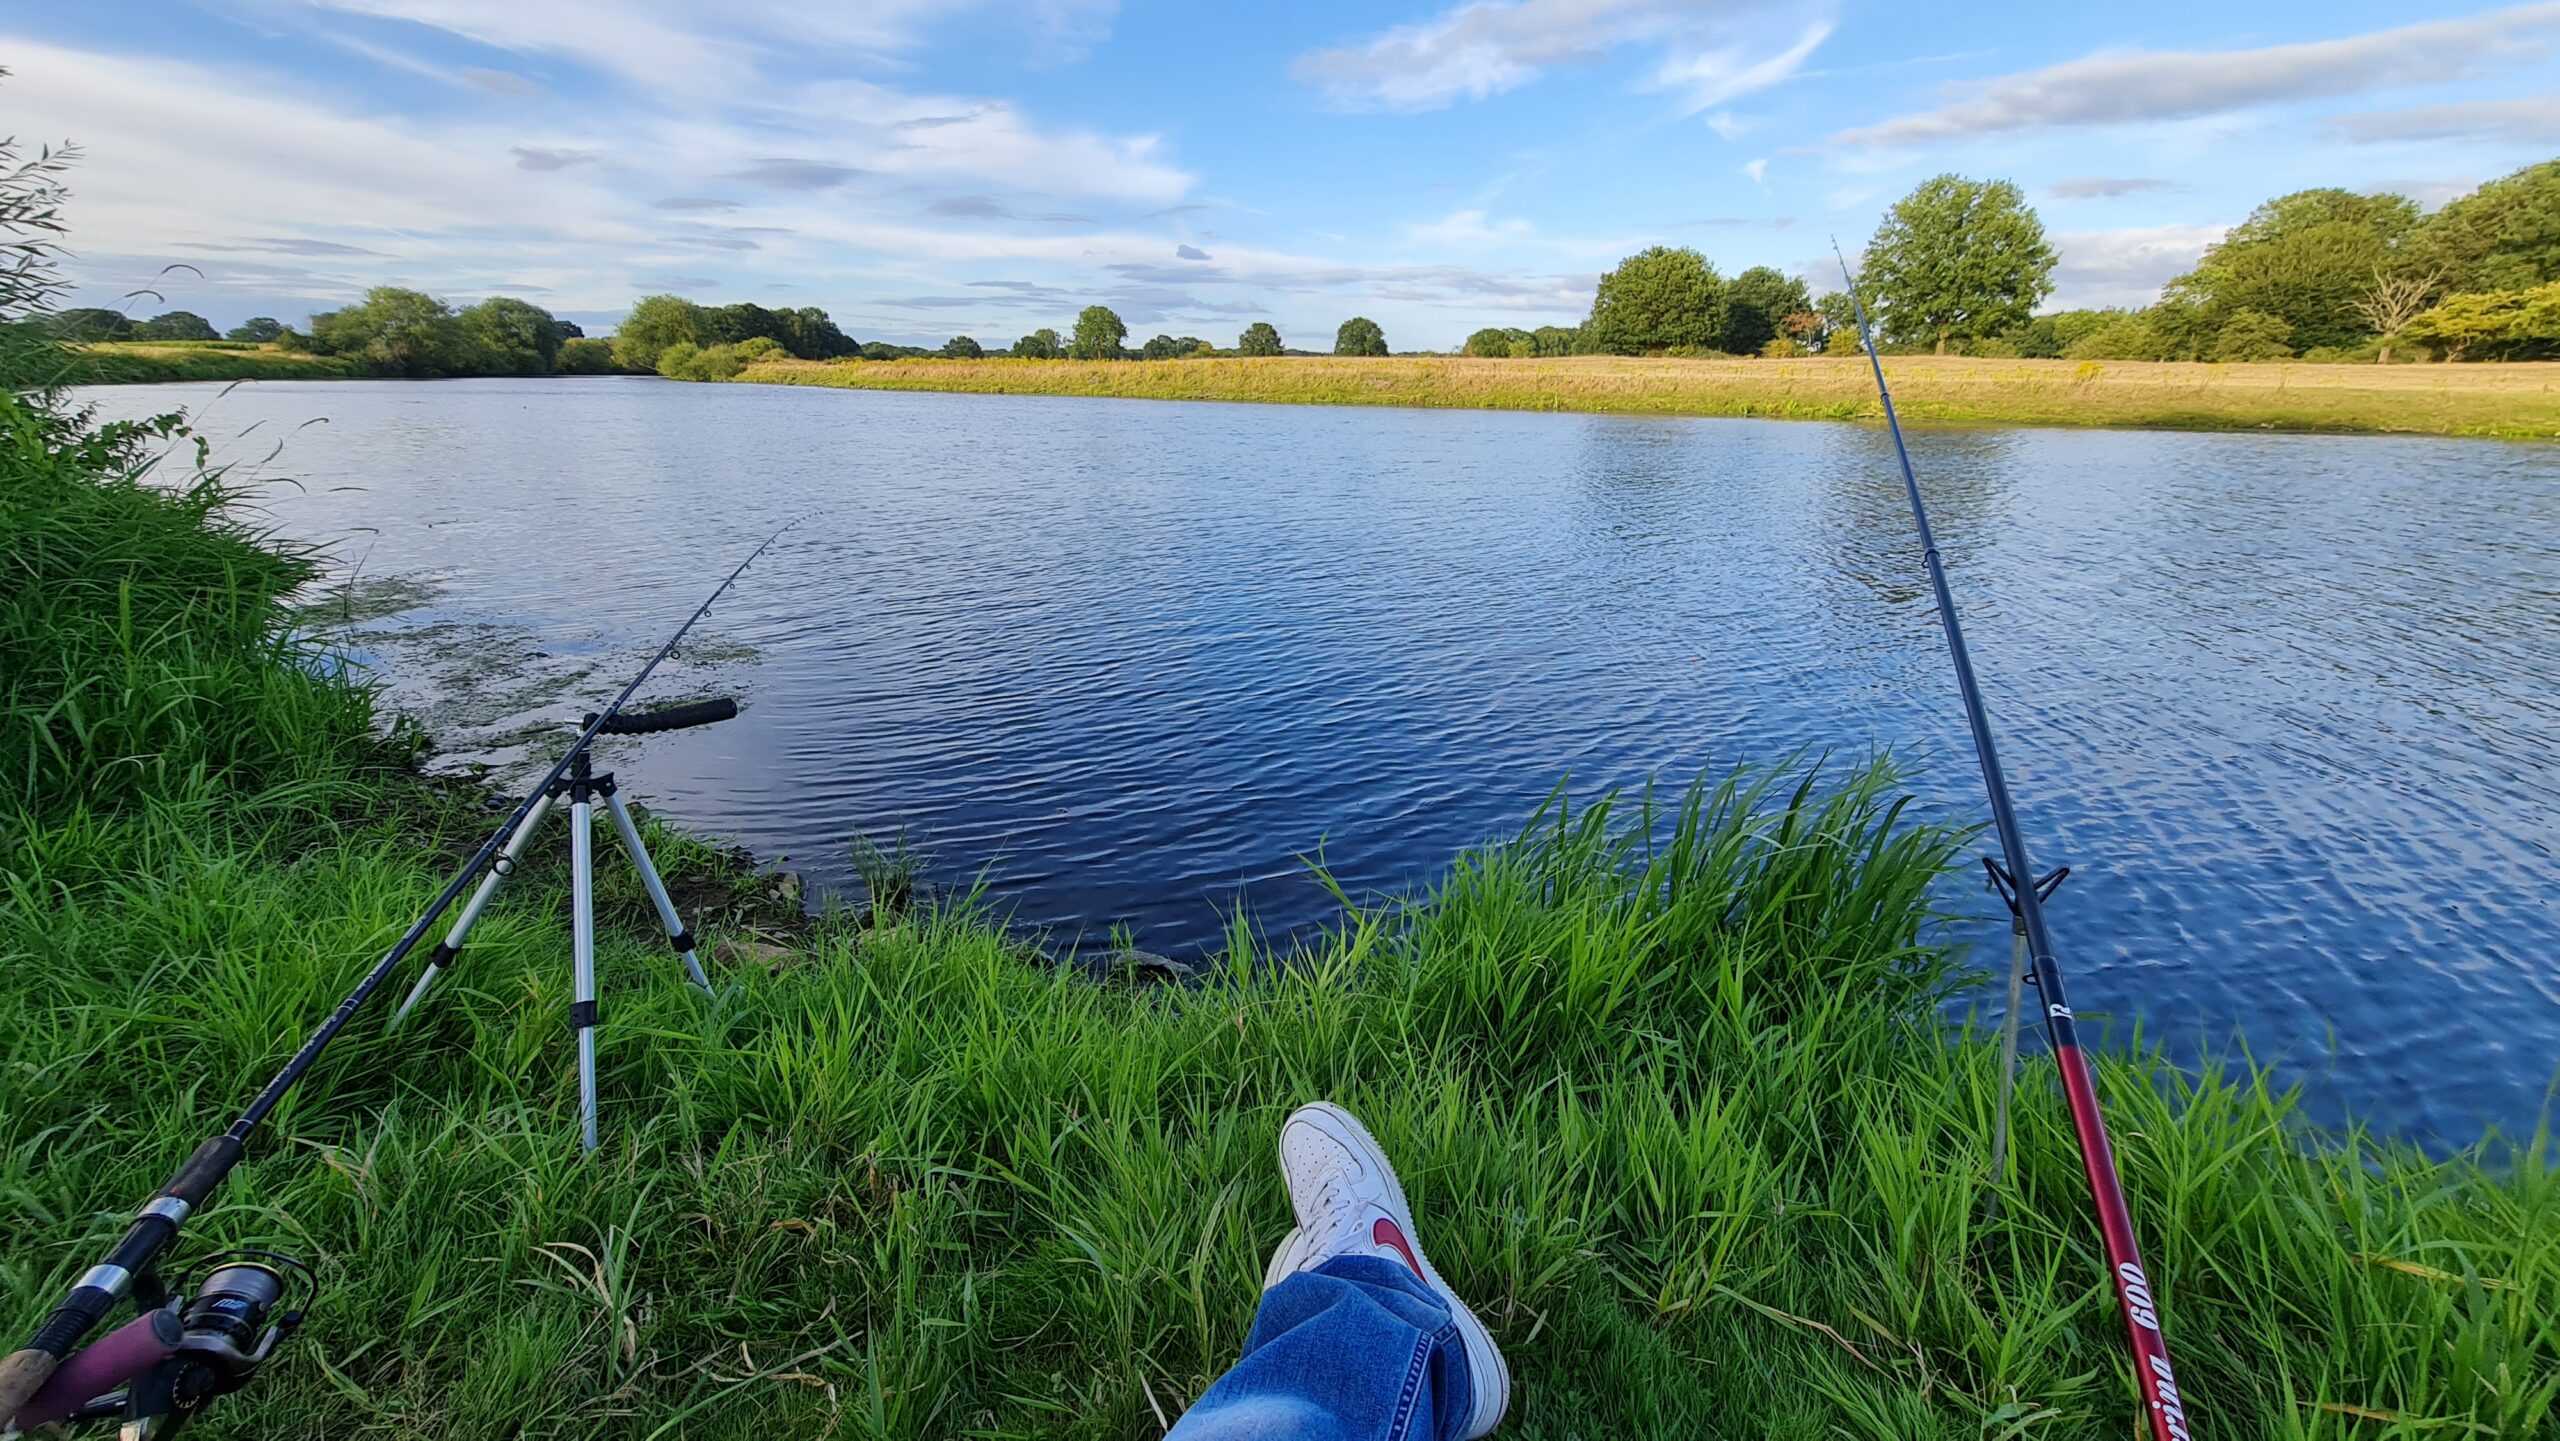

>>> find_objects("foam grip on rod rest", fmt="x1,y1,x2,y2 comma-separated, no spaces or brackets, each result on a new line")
9,1310,181,1431
590,698,739,735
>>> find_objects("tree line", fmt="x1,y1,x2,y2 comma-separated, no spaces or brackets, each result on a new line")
1516,159,2560,366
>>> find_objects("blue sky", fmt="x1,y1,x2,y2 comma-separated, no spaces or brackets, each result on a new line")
7,1,2556,349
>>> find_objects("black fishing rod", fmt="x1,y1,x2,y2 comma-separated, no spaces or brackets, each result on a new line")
1833,251,2193,1441
0,522,794,1435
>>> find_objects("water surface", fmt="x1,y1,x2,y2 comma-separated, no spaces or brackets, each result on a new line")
87,377,2560,1146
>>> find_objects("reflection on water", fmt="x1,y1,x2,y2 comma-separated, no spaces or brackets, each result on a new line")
84,376,2560,1147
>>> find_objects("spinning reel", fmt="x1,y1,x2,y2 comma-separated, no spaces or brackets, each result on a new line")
6,1252,314,1438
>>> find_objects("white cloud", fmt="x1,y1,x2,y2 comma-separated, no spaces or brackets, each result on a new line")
2333,95,2560,145
1837,3,2560,146
1406,208,1537,246
1652,21,1830,114
1291,0,1812,112
2047,177,2179,200
2048,224,2228,309
1742,158,1768,184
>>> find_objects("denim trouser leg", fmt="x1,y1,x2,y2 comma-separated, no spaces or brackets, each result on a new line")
1167,1255,1474,1441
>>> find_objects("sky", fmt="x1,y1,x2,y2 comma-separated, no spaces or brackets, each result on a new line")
5,0,2556,350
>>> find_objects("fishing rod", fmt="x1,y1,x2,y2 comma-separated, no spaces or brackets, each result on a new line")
1832,251,2193,1441
0,522,794,1437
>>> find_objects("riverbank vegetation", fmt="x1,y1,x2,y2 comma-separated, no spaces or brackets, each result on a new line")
4,372,2553,1437
739,351,2560,438
5,119,2553,1433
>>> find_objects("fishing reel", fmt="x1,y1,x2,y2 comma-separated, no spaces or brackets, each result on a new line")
17,1251,314,1438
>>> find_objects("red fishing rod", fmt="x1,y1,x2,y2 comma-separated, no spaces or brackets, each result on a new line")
1833,250,2194,1441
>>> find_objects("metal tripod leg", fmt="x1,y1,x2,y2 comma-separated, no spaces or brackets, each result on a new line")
1987,923,2028,1205
603,790,715,994
570,790,601,1153
390,792,556,1029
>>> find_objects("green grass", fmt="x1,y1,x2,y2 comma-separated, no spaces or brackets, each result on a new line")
740,353,2560,440
63,342,361,384
1,388,2552,1439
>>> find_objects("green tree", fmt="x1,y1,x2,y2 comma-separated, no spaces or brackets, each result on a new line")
308,287,465,377
612,294,700,372
1531,324,1578,356
1584,246,1726,354
1139,333,1184,360
1462,327,1526,357
1722,266,1811,356
2063,314,2172,361
1011,328,1061,359
2401,283,2560,361
556,336,621,374
1237,321,1283,356
1334,316,1387,356
1070,305,1127,359
2404,161,2560,293
2164,189,2419,351
1862,176,2055,353
226,316,283,343
1173,336,1211,356
137,310,217,341
2211,309,2296,362
940,335,984,359
2004,309,2121,359
43,307,131,341
457,296,563,375
1814,291,1863,352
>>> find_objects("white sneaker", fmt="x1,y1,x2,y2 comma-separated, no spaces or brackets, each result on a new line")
1259,1102,1510,1437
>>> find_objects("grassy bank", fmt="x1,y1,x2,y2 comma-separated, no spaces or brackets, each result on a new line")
740,352,2560,439
63,342,363,383
2,389,2552,1440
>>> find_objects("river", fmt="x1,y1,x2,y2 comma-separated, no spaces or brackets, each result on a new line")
84,376,2560,1148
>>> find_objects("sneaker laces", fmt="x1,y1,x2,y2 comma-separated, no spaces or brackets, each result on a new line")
1301,1162,1370,1260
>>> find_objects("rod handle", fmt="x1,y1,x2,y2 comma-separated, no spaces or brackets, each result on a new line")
588,698,737,735
9,1309,180,1432
0,1348,61,1430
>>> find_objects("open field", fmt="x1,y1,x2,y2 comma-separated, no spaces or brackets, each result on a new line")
4,386,2554,1438
742,352,2560,439
65,342,362,383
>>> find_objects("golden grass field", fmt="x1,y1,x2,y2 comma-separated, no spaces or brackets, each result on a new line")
71,341,359,382
741,352,2560,439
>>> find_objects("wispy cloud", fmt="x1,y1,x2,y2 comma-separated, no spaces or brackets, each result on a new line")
725,158,863,190
1291,0,1821,113
1836,3,2560,146
1653,21,1831,114
513,145,600,171
2047,177,2179,200
2332,95,2560,145
2049,224,2229,308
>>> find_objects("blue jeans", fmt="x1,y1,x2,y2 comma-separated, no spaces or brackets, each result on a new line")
1167,1255,1475,1441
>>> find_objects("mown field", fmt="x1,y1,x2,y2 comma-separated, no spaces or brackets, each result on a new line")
2,385,2552,1439
741,352,2560,439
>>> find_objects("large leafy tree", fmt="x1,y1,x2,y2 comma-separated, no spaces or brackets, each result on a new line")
1070,304,1127,359
2164,189,2420,351
1463,327,1532,357
941,335,984,359
457,296,563,375
226,316,283,343
2404,160,2560,293
1334,316,1387,356
1237,321,1283,356
309,287,465,377
1722,266,1811,355
1583,246,1725,353
1011,328,1061,359
611,294,700,372
42,307,130,341
137,310,218,341
1862,176,2054,353
1138,333,1184,360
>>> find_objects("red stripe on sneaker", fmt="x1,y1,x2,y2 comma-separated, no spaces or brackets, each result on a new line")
1373,1218,1423,1277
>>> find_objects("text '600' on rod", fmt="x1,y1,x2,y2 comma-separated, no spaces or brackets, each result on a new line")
1833,250,2194,1441
0,522,796,1426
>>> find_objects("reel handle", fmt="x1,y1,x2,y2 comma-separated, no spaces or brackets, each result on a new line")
6,1309,179,1432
